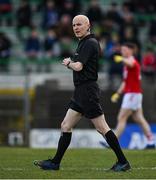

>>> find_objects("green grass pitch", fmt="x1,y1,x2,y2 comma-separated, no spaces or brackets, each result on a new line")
0,147,156,179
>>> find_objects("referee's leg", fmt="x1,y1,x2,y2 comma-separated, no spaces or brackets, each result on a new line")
51,109,82,163
91,114,131,171
34,109,82,170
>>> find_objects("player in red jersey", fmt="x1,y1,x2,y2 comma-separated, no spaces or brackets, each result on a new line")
110,42,155,149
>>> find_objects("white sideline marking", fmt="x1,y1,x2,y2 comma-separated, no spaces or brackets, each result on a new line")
61,167,156,171
1,168,25,171
135,167,156,170
1,167,156,171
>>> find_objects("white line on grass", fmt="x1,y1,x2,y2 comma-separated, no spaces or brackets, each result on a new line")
1,167,156,171
61,167,156,171
1,168,25,171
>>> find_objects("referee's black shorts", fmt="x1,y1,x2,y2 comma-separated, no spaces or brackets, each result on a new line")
68,81,103,119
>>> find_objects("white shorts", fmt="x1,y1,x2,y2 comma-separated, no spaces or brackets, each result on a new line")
121,93,142,110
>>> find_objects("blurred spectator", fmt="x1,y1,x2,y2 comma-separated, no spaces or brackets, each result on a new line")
119,3,138,37
128,0,156,14
149,19,156,44
0,0,12,26
42,29,61,72
24,28,41,72
120,26,141,60
121,0,136,13
16,0,32,41
60,36,75,58
141,47,156,82
72,0,82,15
57,0,81,17
0,32,12,72
43,29,60,58
42,0,59,29
105,2,122,24
25,28,41,58
120,2,134,20
60,0,76,18
100,18,117,39
103,34,123,88
108,43,123,84
56,14,73,38
104,33,120,58
119,4,141,60
86,0,103,24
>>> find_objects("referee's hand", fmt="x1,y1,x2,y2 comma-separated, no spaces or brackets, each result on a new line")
62,57,71,66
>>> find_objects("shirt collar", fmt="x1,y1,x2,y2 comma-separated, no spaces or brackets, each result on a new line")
79,34,95,42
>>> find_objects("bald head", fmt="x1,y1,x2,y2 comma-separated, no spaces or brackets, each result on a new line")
73,15,90,26
72,15,91,39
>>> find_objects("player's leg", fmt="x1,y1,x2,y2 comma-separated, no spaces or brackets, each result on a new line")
114,93,135,138
132,108,155,148
91,114,131,171
114,108,132,138
34,108,82,170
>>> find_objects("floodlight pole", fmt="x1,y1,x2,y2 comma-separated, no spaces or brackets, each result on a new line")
23,64,31,146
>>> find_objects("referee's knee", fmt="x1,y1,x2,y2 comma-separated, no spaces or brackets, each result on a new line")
61,121,72,132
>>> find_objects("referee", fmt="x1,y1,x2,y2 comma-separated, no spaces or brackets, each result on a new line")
34,15,131,172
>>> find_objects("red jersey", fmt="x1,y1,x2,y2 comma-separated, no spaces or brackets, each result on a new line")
123,57,142,93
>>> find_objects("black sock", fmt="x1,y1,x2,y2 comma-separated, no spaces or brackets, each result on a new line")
105,130,127,164
52,132,72,164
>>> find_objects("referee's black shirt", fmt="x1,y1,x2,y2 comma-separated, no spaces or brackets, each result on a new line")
72,34,100,86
